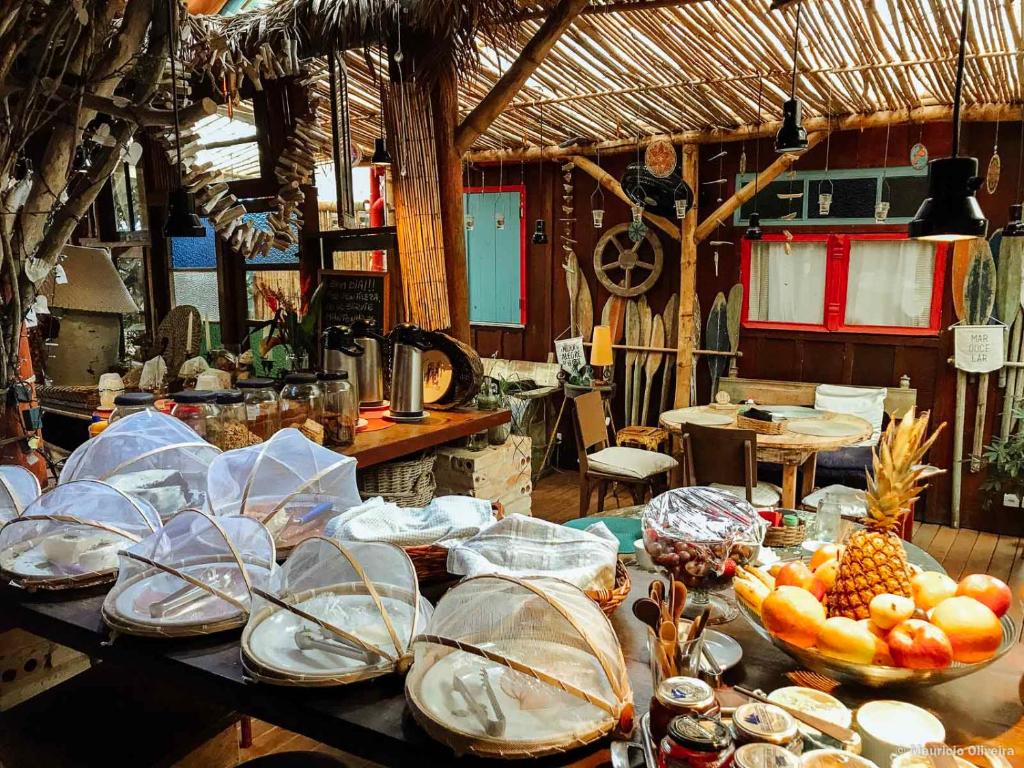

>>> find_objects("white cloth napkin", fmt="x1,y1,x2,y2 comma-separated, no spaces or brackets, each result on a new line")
325,495,495,547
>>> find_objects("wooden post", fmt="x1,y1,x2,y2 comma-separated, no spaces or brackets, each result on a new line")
674,144,699,408
571,155,680,241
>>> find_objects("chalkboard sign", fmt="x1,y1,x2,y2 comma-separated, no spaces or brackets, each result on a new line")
319,269,388,331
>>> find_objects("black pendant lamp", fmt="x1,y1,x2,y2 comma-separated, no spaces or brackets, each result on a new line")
1006,204,1024,238
371,137,392,167
532,218,548,244
909,0,987,241
775,1,809,154
746,77,765,240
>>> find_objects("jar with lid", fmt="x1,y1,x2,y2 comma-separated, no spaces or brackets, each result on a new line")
110,392,156,423
733,744,799,768
207,390,262,450
237,378,281,441
317,371,357,448
279,373,324,438
170,390,219,439
658,714,734,768
731,702,800,752
649,676,719,745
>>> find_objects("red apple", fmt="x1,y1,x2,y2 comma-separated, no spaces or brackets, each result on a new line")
956,574,1012,618
930,596,1003,663
887,619,954,669
776,562,815,589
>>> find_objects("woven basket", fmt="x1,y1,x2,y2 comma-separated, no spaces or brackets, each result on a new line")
585,560,632,616
763,520,806,548
736,413,785,435
358,451,436,508
405,500,504,584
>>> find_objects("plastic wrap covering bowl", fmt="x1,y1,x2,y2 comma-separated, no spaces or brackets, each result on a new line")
0,466,41,524
642,487,765,588
0,480,160,590
101,510,275,638
242,538,431,686
59,410,220,521
207,428,361,555
406,575,633,759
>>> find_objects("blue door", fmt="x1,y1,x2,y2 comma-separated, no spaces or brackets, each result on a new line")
464,189,524,326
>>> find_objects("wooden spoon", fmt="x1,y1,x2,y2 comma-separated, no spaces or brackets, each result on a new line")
632,597,662,633
659,620,678,677
670,579,687,625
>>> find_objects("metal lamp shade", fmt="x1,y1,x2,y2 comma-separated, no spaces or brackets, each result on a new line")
1005,203,1024,238
744,212,763,241
371,138,392,167
164,187,206,238
775,99,808,154
532,218,549,244
908,156,988,242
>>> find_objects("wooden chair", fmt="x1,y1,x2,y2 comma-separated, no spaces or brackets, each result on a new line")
677,422,781,507
573,390,676,516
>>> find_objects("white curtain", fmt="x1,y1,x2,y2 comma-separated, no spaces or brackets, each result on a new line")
748,241,827,324
845,240,935,328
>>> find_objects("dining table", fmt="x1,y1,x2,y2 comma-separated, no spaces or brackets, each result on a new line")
659,404,874,509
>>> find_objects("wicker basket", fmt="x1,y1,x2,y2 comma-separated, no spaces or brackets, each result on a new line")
736,413,785,435
585,560,632,616
763,520,807,548
405,500,504,584
357,451,436,508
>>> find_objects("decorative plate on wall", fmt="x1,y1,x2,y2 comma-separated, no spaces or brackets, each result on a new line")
644,137,677,178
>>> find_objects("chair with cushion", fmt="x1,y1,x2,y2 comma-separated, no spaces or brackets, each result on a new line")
573,390,676,516
678,422,782,507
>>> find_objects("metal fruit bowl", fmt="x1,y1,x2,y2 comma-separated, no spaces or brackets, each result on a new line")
737,598,1018,688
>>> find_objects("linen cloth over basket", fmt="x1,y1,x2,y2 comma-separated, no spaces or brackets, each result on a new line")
207,428,362,554
0,479,160,590
241,537,431,686
101,509,275,637
59,410,220,520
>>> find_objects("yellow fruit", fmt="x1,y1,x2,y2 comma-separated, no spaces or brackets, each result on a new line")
817,616,877,664
869,593,916,630
911,571,958,611
930,596,1003,663
763,586,827,649
814,559,840,591
810,544,843,571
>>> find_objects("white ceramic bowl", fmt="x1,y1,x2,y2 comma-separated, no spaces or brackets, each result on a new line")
854,700,945,766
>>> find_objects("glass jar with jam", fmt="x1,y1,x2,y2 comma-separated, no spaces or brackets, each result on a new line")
170,390,219,439
659,715,734,768
109,392,156,422
733,743,800,768
236,378,281,441
731,702,800,752
279,373,324,433
650,676,719,745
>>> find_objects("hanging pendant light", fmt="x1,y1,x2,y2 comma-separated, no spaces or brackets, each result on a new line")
532,219,549,244
776,1,809,154
746,76,765,240
371,137,392,167
909,0,987,241
745,212,763,241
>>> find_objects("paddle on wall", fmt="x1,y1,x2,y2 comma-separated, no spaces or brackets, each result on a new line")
659,293,679,416
726,283,743,377
705,292,729,399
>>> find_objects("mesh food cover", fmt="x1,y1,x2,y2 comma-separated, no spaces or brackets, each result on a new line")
406,575,632,758
0,480,160,590
241,537,430,686
0,466,41,524
59,410,220,520
207,428,361,553
102,510,275,637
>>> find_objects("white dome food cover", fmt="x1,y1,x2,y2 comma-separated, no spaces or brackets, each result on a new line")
102,510,275,638
0,466,41,524
0,480,160,590
207,428,361,553
59,410,220,520
406,575,632,759
242,537,431,686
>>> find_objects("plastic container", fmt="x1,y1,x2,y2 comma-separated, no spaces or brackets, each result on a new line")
208,390,262,450
109,392,156,423
279,373,323,436
236,378,281,441
170,390,219,439
317,372,357,448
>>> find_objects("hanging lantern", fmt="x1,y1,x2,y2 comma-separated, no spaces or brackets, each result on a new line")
874,200,890,223
745,212,763,241
532,218,548,244
631,204,643,224
370,138,392,167
674,199,688,220
818,193,833,216
465,214,475,231
592,209,605,228
495,212,506,230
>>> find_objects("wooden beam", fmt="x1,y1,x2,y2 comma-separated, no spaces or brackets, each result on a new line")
694,131,825,244
674,144,699,408
570,155,680,241
454,0,589,154
514,0,717,20
465,103,1024,161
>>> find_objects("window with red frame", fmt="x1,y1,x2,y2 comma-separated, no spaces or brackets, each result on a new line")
740,233,947,335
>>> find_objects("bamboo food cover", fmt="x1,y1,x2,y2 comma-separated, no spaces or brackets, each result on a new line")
59,410,220,521
241,537,430,686
0,465,41,524
207,428,362,555
101,510,275,638
0,480,160,590
405,575,633,759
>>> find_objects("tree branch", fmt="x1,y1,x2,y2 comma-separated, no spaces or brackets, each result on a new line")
571,154,680,241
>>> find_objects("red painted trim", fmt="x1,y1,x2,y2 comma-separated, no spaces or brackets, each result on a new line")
739,234,831,332
463,184,528,325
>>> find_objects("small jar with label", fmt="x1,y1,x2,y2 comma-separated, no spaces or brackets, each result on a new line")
170,390,219,439
649,676,719,745
659,715,734,768
109,392,156,422
279,373,324,437
317,371,357,448
731,702,801,752
733,743,800,768
207,390,261,450
237,378,281,441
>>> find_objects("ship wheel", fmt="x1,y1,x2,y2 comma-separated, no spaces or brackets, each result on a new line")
593,223,664,297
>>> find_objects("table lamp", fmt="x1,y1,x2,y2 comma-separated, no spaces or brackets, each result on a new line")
591,325,613,385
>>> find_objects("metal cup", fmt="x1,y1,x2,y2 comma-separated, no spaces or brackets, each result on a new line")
818,192,833,215
592,209,604,228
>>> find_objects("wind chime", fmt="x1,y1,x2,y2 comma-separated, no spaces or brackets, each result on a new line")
818,86,833,216
745,76,764,241
628,133,647,242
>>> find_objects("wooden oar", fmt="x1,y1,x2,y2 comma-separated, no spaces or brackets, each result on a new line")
565,252,580,337
726,283,743,377
951,240,971,323
705,292,729,399
993,229,1015,389
601,295,626,344
659,293,679,415
577,275,594,343
642,315,665,425
624,300,640,426
999,236,1024,438
691,292,701,405
632,296,652,425
966,238,997,474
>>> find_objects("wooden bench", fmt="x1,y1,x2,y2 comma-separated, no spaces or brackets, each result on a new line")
718,376,917,417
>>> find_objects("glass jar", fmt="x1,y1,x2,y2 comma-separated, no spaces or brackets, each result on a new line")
733,744,799,768
207,390,261,450
170,390,219,439
318,372,357,448
731,703,800,751
109,392,156,423
237,378,281,441
659,715,734,768
649,677,719,745
279,372,324,436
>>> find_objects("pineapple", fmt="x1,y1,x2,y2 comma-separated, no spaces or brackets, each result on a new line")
827,411,944,620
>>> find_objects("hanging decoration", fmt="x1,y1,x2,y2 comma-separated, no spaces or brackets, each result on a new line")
738,143,747,176
591,147,606,228
776,0,809,154
910,141,929,171
745,76,765,240
644,135,677,178
986,120,1001,194
627,132,649,241
818,82,833,216
876,123,892,222
594,224,664,298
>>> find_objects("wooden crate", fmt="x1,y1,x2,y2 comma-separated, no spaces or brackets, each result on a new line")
434,435,532,479
0,628,91,711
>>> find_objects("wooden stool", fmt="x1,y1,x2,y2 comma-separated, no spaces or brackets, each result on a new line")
616,426,669,454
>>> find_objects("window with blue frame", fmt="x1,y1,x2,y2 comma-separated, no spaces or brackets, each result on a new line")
463,186,526,326
170,217,221,352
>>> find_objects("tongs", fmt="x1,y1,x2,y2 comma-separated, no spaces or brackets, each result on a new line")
452,668,506,737
149,575,226,618
293,628,380,664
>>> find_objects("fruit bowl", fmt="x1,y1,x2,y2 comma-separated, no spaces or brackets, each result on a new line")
736,597,1018,688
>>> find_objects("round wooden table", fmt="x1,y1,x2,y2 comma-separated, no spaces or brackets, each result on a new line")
659,405,873,508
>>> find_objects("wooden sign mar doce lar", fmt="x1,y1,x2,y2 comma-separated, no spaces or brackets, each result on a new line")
953,324,1005,374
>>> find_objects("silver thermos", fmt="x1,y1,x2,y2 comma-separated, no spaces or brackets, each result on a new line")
322,325,364,405
390,323,431,419
350,319,385,406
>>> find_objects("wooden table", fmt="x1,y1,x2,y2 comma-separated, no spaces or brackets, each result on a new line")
660,406,873,508
340,408,511,468
2,562,1020,766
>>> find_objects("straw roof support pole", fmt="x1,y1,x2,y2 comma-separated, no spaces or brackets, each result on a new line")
571,155,680,241
453,0,590,154
674,145,699,408
693,131,826,244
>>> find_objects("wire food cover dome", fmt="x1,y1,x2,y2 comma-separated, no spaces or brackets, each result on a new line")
405,575,633,759
59,410,220,520
102,510,275,638
0,480,160,590
241,537,431,686
0,466,41,524
207,428,361,554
